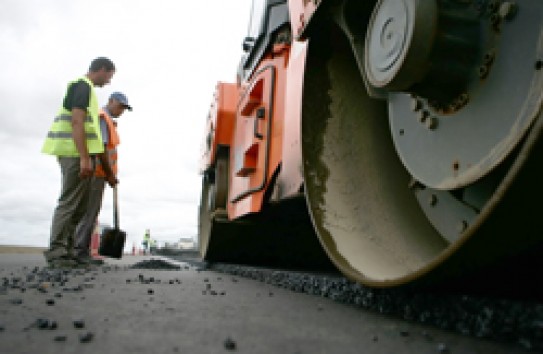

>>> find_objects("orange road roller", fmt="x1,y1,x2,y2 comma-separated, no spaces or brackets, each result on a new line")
199,0,543,289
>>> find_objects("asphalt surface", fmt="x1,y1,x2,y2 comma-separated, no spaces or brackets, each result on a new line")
0,253,535,354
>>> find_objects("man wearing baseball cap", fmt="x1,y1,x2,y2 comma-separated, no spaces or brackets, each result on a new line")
109,92,132,111
73,92,132,265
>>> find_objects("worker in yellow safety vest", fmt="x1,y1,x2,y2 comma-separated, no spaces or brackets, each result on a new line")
143,229,151,255
74,92,132,266
42,57,116,269
150,239,157,255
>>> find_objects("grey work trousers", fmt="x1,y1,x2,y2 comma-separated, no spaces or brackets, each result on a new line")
74,177,106,257
44,157,94,262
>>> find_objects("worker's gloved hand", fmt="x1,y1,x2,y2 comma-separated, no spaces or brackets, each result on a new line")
79,156,93,178
106,174,119,187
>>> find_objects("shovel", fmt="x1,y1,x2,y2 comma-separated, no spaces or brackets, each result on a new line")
98,186,126,259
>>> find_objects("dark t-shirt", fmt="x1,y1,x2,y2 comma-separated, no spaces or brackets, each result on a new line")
62,80,91,111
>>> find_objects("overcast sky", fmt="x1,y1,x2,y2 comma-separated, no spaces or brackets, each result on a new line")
0,0,252,250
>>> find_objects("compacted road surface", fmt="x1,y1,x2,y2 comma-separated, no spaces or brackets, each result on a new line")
0,252,534,354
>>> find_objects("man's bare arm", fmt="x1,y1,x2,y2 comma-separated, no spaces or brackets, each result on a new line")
98,149,118,187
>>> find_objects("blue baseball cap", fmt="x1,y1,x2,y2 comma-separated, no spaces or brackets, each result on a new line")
110,92,132,111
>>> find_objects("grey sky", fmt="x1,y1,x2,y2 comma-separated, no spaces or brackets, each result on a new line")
0,0,252,249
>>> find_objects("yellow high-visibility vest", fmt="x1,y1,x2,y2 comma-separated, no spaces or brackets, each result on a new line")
41,76,104,156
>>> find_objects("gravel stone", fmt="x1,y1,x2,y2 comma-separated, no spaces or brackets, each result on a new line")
73,320,85,329
437,342,450,353
79,331,94,343
36,318,50,329
224,337,236,350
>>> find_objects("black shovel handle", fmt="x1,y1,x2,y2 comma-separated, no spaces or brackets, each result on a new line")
113,186,119,230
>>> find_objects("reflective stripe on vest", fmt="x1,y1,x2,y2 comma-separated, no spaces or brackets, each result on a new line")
95,109,120,178
41,76,103,156
47,131,99,139
54,114,93,123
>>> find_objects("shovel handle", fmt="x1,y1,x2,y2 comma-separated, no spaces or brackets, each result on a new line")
113,186,119,230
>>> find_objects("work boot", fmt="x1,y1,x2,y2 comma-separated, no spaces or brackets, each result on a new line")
73,255,104,266
47,258,78,269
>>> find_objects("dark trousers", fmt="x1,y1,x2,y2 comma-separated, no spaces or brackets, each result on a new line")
74,177,106,257
44,157,94,261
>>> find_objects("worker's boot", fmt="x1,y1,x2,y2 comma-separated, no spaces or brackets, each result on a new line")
47,257,78,269
73,255,104,266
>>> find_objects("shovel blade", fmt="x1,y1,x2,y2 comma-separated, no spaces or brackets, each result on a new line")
98,227,126,259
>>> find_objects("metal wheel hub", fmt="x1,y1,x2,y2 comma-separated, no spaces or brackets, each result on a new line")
364,0,438,91
365,0,543,190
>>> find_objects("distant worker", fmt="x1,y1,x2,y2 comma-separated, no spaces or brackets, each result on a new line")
142,229,151,255
74,92,132,266
42,57,116,269
150,239,157,255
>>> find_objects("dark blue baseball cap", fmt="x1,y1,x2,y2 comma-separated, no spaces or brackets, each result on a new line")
110,92,132,111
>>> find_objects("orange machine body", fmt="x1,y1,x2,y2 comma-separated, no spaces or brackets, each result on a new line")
201,50,296,220
200,1,317,221
200,82,238,175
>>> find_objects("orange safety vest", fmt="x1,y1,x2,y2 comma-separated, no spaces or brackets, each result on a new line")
95,109,120,178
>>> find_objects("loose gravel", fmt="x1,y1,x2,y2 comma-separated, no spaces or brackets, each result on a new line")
207,262,543,351
1,256,540,352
